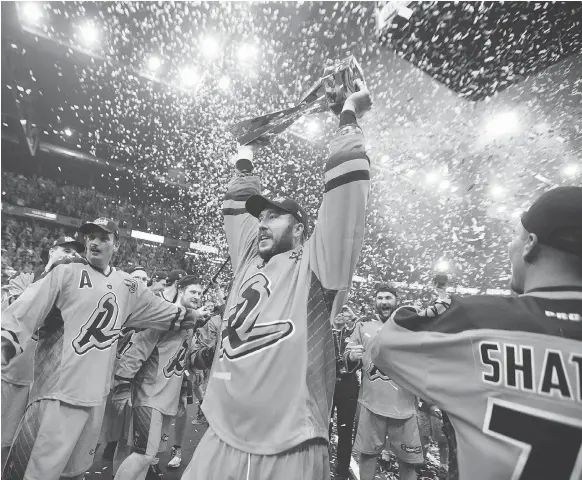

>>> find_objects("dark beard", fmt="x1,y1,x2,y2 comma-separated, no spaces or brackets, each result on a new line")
376,307,393,323
258,227,295,262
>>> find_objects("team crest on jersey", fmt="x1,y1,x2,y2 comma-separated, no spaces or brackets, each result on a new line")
220,272,294,361
72,292,121,355
124,278,138,294
367,362,391,382
289,246,303,262
163,337,189,378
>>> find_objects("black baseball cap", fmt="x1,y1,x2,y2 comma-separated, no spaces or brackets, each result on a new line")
79,217,120,239
177,275,202,289
151,271,168,282
246,195,309,235
521,186,582,256
52,236,84,254
167,269,187,285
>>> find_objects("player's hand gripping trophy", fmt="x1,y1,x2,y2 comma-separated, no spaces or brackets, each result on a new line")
230,55,371,146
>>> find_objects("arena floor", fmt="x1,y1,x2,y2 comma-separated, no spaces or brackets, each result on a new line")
86,404,445,480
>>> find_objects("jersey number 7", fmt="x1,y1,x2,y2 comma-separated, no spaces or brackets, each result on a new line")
483,398,582,480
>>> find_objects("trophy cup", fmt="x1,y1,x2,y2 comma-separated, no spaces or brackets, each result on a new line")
230,55,366,146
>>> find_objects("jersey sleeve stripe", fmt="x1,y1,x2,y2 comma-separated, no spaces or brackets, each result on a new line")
325,138,369,172
324,170,370,193
1,328,23,353
325,158,371,184
222,207,248,216
222,199,247,210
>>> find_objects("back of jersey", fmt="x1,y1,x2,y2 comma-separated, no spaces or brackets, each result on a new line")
370,289,582,480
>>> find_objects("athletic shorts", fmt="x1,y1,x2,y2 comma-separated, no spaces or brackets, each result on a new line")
128,406,171,456
181,427,329,480
1,380,30,448
98,393,132,444
418,410,446,443
353,405,423,464
2,398,106,479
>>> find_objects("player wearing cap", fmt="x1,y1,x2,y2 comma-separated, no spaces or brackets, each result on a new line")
111,275,206,480
346,284,422,480
371,186,582,480
158,270,187,303
182,81,372,479
149,272,168,294
128,266,149,287
1,218,211,480
1,235,85,464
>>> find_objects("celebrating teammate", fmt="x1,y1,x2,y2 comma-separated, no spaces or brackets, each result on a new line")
1,218,211,480
112,275,206,480
347,284,423,480
181,80,372,479
1,235,84,464
371,186,582,479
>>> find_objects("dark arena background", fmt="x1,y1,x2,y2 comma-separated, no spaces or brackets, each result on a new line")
1,2,581,480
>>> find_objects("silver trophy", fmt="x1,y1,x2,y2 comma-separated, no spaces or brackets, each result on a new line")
230,56,365,145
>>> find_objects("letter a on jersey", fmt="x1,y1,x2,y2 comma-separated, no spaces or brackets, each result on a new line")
73,292,121,354
79,270,93,289
220,273,294,361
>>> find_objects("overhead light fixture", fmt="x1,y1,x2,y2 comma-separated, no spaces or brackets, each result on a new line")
180,67,198,87
80,23,99,48
218,76,231,90
562,163,579,178
21,3,43,24
202,36,220,59
64,128,73,137
485,111,519,137
436,260,450,272
148,56,162,72
238,43,258,63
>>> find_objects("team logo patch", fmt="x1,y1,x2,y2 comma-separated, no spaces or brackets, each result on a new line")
163,337,189,378
161,434,169,442
289,247,303,262
94,218,109,226
220,273,294,361
89,449,96,456
401,444,422,454
124,278,138,294
273,196,286,203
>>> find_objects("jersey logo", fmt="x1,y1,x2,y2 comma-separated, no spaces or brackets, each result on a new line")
73,292,121,355
163,336,189,378
367,362,391,382
220,273,294,361
124,278,138,294
417,297,451,318
79,270,93,289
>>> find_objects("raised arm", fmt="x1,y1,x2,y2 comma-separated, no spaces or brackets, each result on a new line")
1,266,63,366
124,279,209,332
222,146,261,273
310,82,372,317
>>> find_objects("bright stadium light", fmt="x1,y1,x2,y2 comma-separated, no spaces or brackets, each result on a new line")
64,128,73,137
436,260,450,272
306,119,321,134
490,184,506,199
148,56,162,72
485,111,519,137
238,43,258,63
562,163,579,178
439,179,450,190
80,23,99,48
202,36,220,59
425,171,440,185
218,76,231,90
180,67,198,87
22,3,43,24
